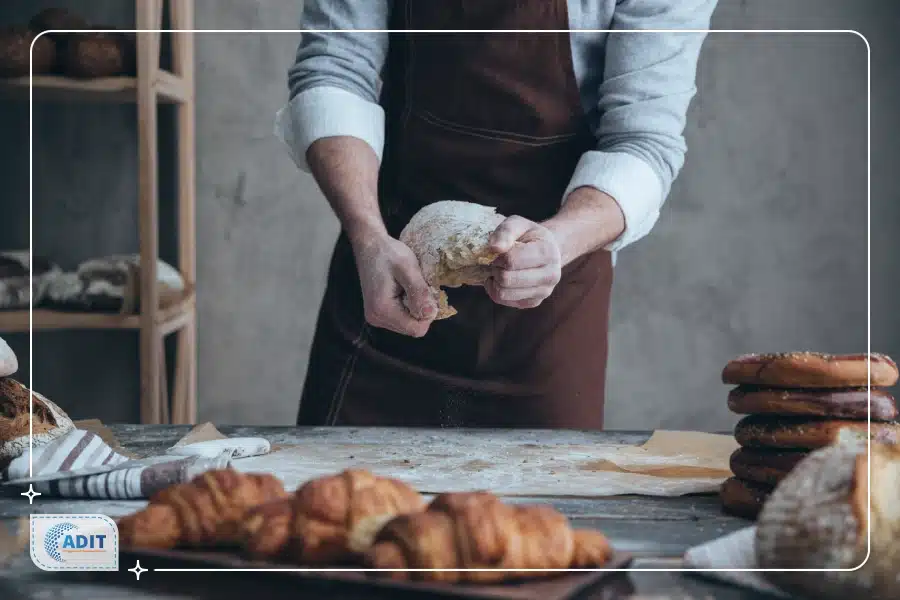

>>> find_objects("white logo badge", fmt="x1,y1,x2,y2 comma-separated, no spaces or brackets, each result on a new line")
30,514,119,571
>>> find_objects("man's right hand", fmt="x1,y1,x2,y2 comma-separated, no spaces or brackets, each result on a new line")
350,233,438,338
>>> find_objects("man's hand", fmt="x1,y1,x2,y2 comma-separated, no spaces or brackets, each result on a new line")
484,216,563,309
351,233,438,337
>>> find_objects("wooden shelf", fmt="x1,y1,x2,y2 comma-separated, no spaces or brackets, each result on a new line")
0,288,195,334
0,71,189,104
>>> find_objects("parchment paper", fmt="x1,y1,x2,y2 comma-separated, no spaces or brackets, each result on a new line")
223,428,739,498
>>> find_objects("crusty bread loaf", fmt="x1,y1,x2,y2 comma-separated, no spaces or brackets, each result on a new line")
365,491,613,582
0,251,62,311
734,415,900,450
0,337,16,378
728,447,807,487
727,385,897,421
62,29,134,79
399,201,506,319
0,27,56,78
0,378,74,465
722,352,898,388
719,477,773,520
757,436,900,599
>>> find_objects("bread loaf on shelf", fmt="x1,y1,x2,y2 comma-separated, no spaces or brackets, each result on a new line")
0,251,62,311
240,469,425,565
757,435,900,599
0,27,56,78
365,491,613,582
44,254,186,314
118,469,287,550
399,200,506,319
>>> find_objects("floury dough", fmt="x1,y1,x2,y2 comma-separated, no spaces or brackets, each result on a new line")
0,336,16,377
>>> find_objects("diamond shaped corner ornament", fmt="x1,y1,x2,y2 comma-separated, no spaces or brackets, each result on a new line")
30,514,119,571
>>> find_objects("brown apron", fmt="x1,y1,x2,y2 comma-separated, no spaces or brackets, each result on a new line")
298,0,614,429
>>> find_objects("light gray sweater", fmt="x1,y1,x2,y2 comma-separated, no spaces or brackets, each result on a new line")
275,0,717,253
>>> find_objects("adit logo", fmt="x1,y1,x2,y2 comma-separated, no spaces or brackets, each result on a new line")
31,514,118,571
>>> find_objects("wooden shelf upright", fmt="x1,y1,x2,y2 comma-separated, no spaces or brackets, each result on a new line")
0,0,198,425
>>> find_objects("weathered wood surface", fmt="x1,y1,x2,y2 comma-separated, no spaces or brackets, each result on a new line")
0,426,771,599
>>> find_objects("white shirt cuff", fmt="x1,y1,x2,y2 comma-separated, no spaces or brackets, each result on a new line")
561,151,664,253
273,85,386,172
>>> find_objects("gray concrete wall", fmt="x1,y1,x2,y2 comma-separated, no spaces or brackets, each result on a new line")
1,0,895,431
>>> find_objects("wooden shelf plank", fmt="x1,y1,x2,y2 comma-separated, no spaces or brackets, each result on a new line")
0,71,188,104
0,288,195,333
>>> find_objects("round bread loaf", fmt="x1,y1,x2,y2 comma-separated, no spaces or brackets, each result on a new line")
399,200,506,319
757,436,900,599
727,385,898,421
722,352,898,388
0,336,16,378
62,29,133,78
0,27,56,78
720,477,773,520
729,447,808,487
734,415,900,450
0,378,75,465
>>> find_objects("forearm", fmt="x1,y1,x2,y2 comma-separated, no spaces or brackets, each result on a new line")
542,187,626,267
307,136,387,244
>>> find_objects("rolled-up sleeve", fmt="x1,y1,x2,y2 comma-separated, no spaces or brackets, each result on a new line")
563,0,717,252
274,1,391,172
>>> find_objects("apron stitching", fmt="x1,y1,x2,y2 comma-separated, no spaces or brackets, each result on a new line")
325,323,369,425
418,109,579,142
416,111,578,147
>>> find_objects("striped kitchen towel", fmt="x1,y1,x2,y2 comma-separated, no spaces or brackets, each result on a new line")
1,427,231,499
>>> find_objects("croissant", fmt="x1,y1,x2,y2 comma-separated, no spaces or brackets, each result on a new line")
365,491,613,582
118,468,287,550
240,469,425,564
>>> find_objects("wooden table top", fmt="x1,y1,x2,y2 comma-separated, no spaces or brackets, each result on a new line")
0,426,773,599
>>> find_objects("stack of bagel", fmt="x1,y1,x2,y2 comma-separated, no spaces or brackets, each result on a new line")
719,351,900,519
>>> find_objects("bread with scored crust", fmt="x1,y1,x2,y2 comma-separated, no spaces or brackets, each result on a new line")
722,352,898,388
757,435,900,599
399,201,506,319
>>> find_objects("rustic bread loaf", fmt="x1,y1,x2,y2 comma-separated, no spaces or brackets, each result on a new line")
734,415,900,450
0,27,56,78
399,200,506,319
757,436,900,599
61,28,134,78
0,337,16,378
728,447,807,487
44,254,185,314
719,477,773,520
0,251,62,311
727,385,898,421
0,378,74,466
722,352,898,388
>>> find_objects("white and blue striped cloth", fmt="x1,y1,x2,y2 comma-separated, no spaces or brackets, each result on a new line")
2,428,230,499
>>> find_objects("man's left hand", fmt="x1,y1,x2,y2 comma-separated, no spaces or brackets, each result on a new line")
485,215,562,309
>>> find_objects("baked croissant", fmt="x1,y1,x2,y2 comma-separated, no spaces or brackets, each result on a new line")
240,469,425,564
118,468,287,550
365,491,613,582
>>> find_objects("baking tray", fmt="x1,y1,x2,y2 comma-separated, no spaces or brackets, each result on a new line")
120,547,633,600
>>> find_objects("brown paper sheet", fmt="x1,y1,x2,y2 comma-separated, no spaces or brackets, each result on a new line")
73,419,139,458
